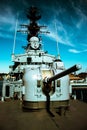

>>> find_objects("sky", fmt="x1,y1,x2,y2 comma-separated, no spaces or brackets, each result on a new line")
0,0,87,73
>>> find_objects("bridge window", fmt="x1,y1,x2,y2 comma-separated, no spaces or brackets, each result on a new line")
27,57,32,64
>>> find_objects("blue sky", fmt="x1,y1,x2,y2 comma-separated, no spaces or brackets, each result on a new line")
0,0,87,73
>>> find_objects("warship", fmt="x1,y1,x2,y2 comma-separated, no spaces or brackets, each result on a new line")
1,6,87,130
1,7,81,114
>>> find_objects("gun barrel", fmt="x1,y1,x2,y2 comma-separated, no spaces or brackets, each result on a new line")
48,64,81,82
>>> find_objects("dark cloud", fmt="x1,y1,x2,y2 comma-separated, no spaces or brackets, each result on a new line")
0,0,87,22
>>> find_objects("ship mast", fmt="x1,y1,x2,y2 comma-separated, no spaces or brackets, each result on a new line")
26,6,41,41
18,6,49,51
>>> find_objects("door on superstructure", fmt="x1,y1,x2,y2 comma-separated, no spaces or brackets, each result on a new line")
5,85,10,97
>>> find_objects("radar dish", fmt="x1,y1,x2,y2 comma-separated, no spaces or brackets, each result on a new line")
30,36,39,42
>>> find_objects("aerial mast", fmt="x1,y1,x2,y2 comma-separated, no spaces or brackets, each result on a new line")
12,13,18,54
54,19,60,60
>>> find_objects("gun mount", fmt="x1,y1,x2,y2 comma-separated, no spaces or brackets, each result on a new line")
42,64,81,114
43,64,81,96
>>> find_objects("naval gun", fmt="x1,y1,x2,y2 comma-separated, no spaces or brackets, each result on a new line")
43,64,81,83
42,64,81,115
43,64,81,96
23,64,81,111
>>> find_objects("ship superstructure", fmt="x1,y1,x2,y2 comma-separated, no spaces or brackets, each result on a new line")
10,7,55,76
2,7,81,112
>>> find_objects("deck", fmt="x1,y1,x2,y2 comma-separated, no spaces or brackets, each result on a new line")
0,99,87,130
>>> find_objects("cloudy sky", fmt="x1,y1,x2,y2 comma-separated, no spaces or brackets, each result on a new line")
0,0,87,73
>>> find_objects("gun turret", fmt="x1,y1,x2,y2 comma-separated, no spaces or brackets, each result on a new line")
42,64,81,114
43,64,81,96
44,64,81,83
